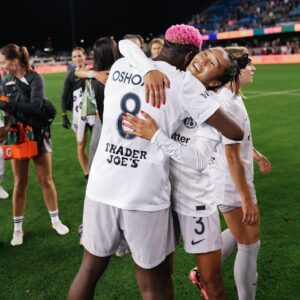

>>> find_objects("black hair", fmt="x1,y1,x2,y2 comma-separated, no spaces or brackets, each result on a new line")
208,48,240,96
93,37,121,71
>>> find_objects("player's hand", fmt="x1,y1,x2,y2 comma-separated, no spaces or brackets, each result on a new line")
94,71,109,85
256,154,271,175
241,200,259,225
143,70,170,109
122,110,159,140
62,114,71,129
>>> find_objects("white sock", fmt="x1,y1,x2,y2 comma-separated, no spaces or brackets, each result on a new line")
13,216,24,232
49,210,60,224
221,228,237,261
234,241,260,300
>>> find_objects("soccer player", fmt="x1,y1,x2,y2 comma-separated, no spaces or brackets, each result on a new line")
192,47,271,300
119,42,246,300
68,24,242,300
61,47,95,182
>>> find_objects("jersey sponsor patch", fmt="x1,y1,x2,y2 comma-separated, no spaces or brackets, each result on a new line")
105,142,147,168
183,117,197,129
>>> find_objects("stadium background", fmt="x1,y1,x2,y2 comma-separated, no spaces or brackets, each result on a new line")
0,0,299,299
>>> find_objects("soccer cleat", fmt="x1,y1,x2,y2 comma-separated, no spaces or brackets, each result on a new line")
52,221,69,235
0,186,9,199
11,230,24,246
189,267,209,300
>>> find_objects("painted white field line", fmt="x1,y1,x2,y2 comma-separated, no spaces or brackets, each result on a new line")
245,89,300,99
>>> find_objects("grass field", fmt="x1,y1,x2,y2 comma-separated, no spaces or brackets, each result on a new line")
0,64,299,300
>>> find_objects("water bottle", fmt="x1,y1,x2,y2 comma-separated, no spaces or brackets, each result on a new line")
25,126,34,141
7,130,17,145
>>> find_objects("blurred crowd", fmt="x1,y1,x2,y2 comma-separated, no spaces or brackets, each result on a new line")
187,0,300,34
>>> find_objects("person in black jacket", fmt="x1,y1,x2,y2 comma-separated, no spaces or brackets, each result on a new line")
0,44,69,246
61,47,94,182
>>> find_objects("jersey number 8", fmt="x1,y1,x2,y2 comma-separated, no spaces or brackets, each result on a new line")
117,92,141,139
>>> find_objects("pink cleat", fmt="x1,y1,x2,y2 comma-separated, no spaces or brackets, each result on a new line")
189,267,209,300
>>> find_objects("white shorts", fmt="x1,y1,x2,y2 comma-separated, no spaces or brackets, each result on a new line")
218,197,258,213
82,197,175,269
173,210,222,254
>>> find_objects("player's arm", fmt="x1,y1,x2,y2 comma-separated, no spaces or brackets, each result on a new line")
75,69,109,85
123,111,215,170
119,39,170,108
205,107,244,142
225,143,259,225
179,72,244,141
253,147,271,175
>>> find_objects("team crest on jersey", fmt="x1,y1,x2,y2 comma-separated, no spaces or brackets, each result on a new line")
183,117,197,129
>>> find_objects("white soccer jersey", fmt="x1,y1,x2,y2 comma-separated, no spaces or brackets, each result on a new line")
86,57,220,211
72,86,95,142
167,116,221,217
210,88,256,206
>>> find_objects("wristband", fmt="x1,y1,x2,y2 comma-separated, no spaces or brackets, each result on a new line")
87,70,94,79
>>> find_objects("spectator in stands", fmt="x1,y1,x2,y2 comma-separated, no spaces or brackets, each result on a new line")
61,47,95,182
148,38,164,58
0,44,69,246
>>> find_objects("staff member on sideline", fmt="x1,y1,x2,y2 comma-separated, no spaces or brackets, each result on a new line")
0,44,69,246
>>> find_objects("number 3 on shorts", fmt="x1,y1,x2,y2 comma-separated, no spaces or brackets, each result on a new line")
117,92,141,139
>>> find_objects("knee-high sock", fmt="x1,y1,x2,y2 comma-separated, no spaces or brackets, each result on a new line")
221,228,237,261
234,241,260,300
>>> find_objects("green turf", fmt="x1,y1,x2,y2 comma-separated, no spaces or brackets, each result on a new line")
0,64,299,299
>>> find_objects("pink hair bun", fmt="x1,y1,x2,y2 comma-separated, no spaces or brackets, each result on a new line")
165,24,203,49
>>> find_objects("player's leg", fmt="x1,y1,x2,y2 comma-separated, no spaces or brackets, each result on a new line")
135,253,174,300
70,198,123,298
33,152,69,235
222,205,260,300
179,211,227,299
10,158,30,246
221,227,236,261
68,249,110,300
77,130,89,178
122,207,175,300
196,250,227,300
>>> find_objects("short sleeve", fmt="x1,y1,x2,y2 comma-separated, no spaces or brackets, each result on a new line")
179,71,220,125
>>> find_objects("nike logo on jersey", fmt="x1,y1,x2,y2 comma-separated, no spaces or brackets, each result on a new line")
191,238,205,245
